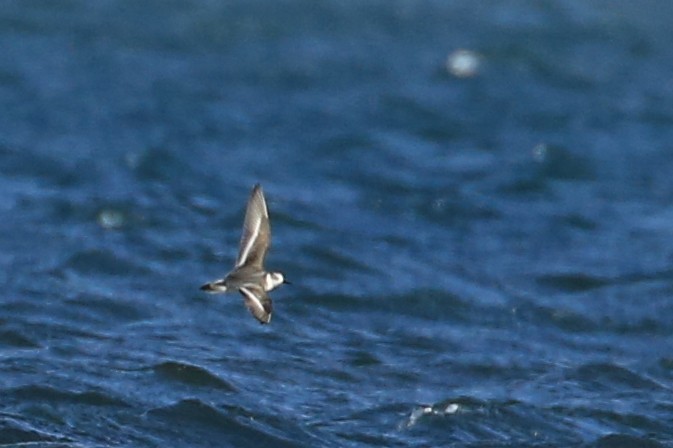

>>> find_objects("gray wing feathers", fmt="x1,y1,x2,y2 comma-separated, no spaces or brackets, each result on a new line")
236,184,271,268
239,285,272,324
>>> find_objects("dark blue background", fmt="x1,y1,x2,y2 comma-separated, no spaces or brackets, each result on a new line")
2,1,673,446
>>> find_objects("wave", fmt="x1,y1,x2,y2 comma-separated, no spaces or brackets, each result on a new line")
146,398,303,448
153,360,238,392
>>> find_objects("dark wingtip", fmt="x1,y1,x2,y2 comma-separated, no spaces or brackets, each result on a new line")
200,283,213,291
257,310,272,325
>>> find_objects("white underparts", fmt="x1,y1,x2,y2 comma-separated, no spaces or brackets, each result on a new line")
263,272,284,291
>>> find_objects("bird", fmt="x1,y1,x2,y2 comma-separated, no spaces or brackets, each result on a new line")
200,184,288,324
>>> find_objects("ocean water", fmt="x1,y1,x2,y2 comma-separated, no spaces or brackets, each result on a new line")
2,1,673,446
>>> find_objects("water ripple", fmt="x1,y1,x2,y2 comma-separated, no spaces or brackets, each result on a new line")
5,385,129,408
63,249,151,278
569,363,664,392
536,272,610,292
0,329,40,348
591,434,665,448
0,414,66,445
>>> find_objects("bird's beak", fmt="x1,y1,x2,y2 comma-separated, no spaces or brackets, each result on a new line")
283,279,292,285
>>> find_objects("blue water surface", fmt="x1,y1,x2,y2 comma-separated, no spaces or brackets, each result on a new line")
2,1,673,446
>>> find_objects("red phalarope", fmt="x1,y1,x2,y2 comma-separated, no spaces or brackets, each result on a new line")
201,184,288,324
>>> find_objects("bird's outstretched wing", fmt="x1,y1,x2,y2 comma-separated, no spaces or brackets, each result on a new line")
235,184,271,269
239,285,273,324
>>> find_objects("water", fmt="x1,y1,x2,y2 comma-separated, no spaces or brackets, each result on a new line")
2,1,673,446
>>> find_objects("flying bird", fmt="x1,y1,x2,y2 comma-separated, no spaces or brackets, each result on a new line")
200,184,288,324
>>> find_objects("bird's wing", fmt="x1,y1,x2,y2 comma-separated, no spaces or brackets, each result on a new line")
235,184,271,269
239,285,273,324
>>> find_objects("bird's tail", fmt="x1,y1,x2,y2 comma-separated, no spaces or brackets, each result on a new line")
200,280,227,293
